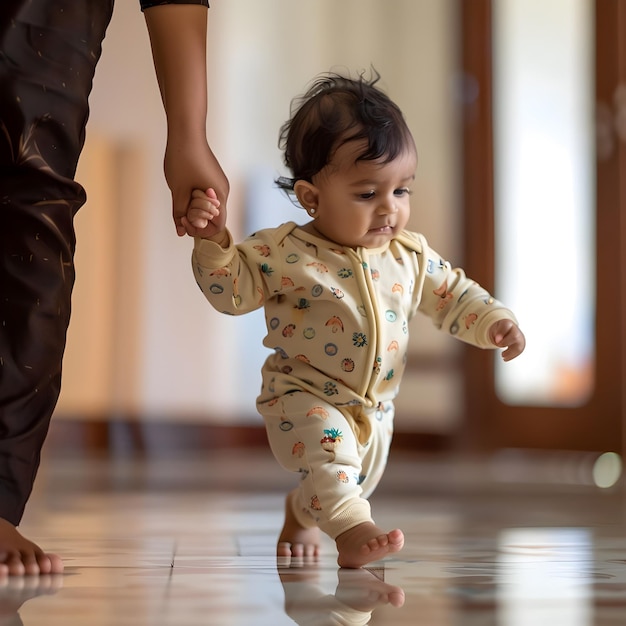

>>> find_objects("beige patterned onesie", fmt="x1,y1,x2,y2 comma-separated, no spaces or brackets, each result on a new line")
192,222,516,538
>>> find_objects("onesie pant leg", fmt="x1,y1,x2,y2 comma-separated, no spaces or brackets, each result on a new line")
260,392,395,540
353,400,395,501
0,0,114,525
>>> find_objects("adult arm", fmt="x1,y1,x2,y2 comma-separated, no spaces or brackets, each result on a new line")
143,3,230,236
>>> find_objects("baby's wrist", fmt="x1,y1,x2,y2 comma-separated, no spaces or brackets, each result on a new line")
206,230,229,247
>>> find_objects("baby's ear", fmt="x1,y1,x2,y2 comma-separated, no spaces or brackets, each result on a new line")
294,180,319,212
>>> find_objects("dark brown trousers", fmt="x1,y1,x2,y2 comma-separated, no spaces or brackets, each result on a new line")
0,0,114,525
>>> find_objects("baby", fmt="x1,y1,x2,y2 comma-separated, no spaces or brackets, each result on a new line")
184,71,525,568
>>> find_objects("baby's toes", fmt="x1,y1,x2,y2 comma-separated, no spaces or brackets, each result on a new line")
366,535,385,552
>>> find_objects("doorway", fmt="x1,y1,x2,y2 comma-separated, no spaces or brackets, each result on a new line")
460,0,626,454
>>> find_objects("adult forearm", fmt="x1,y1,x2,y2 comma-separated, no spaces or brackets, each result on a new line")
143,3,228,235
144,4,208,136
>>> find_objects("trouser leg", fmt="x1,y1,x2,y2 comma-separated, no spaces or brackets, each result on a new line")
0,0,114,525
260,393,394,540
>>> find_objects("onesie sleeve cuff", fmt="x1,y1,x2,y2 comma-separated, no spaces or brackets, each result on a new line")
193,231,236,268
472,308,519,349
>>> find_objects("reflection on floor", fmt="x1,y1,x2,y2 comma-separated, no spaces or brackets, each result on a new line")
6,444,626,625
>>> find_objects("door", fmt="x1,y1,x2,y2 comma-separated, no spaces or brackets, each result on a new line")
460,0,626,454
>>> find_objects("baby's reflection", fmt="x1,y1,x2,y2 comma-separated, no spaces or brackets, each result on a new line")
0,575,62,626
278,563,404,625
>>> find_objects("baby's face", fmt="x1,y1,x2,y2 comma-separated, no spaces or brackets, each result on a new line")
308,140,417,249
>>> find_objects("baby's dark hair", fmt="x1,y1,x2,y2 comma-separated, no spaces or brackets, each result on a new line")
276,69,415,193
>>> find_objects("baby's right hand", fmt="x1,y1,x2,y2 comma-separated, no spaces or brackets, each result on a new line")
183,188,222,238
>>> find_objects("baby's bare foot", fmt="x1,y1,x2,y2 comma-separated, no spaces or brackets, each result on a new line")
277,491,320,565
278,565,404,624
336,567,405,609
335,522,404,568
0,519,64,577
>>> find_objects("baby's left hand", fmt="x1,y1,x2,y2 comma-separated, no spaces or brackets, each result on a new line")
489,319,526,362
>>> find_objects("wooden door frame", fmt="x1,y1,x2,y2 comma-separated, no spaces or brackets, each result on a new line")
459,0,626,453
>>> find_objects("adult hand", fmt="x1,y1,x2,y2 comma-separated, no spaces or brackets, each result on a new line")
164,136,229,237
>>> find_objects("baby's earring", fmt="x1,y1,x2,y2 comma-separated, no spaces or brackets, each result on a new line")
308,207,317,217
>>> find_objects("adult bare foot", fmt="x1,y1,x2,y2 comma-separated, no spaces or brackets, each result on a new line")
335,521,404,568
0,573,64,621
0,519,63,577
277,490,320,565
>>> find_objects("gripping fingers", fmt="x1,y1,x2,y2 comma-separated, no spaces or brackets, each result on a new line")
188,208,218,229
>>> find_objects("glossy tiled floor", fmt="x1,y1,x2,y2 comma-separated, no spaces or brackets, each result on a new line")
7,445,626,625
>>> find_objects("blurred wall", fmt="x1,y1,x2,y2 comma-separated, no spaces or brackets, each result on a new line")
57,0,462,432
